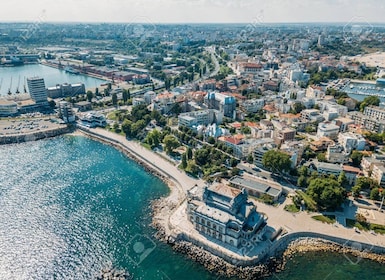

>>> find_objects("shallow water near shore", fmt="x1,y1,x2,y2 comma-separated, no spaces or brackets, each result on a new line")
0,135,384,280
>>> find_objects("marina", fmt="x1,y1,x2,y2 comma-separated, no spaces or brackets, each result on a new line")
0,64,107,96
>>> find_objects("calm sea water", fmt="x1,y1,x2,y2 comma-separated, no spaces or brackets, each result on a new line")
0,136,384,280
0,64,106,96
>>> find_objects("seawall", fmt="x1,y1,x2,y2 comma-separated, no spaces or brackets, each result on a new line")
0,126,72,145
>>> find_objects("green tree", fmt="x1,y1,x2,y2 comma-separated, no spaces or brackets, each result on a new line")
359,96,380,112
207,136,216,144
297,175,308,188
112,92,118,106
338,171,348,187
181,153,188,169
317,152,327,162
187,147,193,160
122,89,130,103
145,129,160,148
121,119,133,137
163,135,180,154
247,153,254,164
86,90,93,102
370,188,381,200
350,151,363,167
352,185,362,197
262,150,292,174
307,178,346,210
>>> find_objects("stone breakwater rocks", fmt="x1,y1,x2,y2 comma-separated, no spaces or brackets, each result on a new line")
170,241,282,280
282,238,385,265
96,266,132,280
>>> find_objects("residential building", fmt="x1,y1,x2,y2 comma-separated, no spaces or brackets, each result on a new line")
275,127,296,143
342,165,362,186
317,122,340,140
58,101,75,123
338,132,366,152
333,117,355,133
187,184,267,248
349,111,385,133
241,99,265,113
253,143,276,168
301,109,324,123
371,164,385,187
326,144,350,164
361,155,385,177
310,161,342,176
310,137,335,152
178,109,223,129
205,92,236,118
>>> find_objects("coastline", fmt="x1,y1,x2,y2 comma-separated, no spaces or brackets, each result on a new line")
7,126,385,279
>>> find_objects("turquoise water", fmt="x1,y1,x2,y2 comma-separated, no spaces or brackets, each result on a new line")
0,64,106,96
0,136,384,279
270,251,385,280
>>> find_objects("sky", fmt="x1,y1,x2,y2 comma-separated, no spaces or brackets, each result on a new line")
1,0,384,24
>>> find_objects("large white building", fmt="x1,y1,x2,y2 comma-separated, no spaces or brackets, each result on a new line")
205,92,236,118
27,77,48,105
0,99,18,116
187,184,267,248
338,132,366,152
317,122,340,140
178,109,223,129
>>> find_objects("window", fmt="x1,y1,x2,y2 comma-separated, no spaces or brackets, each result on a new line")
207,221,211,227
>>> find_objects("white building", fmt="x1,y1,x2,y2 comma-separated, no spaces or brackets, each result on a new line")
317,122,340,140
79,111,106,128
326,144,350,164
27,77,48,105
241,99,265,113
187,184,267,248
0,99,18,116
178,109,223,129
338,132,366,152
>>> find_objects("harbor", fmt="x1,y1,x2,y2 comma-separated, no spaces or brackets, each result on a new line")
0,63,107,96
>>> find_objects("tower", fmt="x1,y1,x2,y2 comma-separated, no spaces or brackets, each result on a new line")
27,77,48,105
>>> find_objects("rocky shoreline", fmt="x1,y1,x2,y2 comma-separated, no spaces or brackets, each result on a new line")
282,238,385,265
151,198,283,280
76,128,385,279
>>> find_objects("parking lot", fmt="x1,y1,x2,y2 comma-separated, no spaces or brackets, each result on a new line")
0,117,66,136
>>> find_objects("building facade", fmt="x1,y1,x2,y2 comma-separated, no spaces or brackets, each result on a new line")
27,77,48,105
187,184,267,248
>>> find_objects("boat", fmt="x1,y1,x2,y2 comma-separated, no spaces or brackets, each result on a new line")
64,66,80,75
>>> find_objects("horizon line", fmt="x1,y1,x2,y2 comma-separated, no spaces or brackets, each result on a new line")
1,20,385,25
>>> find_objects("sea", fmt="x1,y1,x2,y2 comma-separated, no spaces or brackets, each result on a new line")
0,64,106,96
0,136,385,280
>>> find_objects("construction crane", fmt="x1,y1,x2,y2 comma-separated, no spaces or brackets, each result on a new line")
15,75,20,94
7,77,12,95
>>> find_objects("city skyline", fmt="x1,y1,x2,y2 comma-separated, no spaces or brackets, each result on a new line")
1,0,385,24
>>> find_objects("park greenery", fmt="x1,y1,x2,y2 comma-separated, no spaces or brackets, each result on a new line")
262,150,292,174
